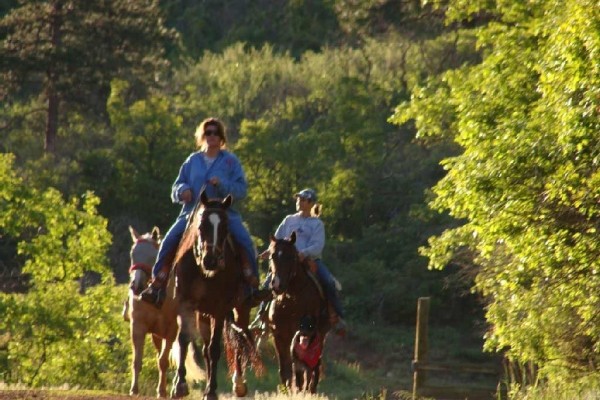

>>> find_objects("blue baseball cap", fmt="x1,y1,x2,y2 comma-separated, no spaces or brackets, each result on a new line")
295,188,317,202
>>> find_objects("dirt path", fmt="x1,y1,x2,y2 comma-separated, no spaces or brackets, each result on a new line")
0,390,155,400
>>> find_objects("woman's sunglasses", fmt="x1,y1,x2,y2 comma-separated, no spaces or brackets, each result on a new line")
204,129,220,137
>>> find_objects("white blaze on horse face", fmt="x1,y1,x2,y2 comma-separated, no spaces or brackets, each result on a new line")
209,213,221,248
130,269,148,293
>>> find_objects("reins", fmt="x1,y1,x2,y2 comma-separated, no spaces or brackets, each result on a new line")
271,241,316,293
191,203,236,270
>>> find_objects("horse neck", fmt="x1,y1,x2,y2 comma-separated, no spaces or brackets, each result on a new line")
288,259,312,290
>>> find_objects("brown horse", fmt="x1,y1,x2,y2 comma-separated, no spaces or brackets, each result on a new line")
171,191,261,400
264,232,331,393
124,226,203,398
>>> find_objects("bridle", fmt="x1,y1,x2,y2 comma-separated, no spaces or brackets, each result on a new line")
129,236,160,293
129,237,160,275
193,206,231,270
270,240,301,292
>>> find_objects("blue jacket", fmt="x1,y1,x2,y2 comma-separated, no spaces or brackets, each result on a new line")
171,150,247,215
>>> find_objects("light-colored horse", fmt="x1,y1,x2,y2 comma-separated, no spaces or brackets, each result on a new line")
124,225,203,398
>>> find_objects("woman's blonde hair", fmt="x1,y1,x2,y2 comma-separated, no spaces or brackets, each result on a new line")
311,203,321,218
194,118,227,150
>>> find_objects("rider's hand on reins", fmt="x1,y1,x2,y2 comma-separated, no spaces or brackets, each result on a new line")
258,250,270,260
181,189,192,203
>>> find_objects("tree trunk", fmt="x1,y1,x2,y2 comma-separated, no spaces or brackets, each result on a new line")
45,0,63,154
45,87,58,153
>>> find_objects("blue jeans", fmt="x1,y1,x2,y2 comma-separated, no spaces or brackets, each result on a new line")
152,212,258,279
314,259,344,318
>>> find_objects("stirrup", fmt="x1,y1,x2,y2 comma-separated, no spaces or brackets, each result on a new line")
139,285,165,308
249,318,265,332
250,305,269,331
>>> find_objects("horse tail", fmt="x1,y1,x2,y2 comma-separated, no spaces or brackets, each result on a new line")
223,312,265,378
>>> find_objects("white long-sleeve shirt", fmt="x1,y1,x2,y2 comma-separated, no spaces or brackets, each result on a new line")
274,213,325,259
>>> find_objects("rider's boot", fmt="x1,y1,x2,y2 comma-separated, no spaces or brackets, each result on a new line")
138,248,176,309
139,279,167,308
241,251,271,303
328,302,347,337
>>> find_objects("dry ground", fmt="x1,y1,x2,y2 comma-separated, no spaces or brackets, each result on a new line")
0,391,330,400
0,391,153,399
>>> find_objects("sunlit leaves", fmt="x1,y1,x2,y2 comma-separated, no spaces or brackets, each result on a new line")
396,0,600,378
0,153,128,388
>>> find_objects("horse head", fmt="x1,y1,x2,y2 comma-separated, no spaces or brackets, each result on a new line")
192,190,232,273
128,225,161,295
268,231,301,294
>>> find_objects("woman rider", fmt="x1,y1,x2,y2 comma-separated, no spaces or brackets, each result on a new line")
139,117,266,307
252,188,347,335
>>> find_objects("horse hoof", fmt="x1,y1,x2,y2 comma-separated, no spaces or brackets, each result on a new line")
171,381,189,398
234,382,247,397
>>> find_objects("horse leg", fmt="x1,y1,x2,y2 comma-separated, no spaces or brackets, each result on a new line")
204,316,224,400
274,333,293,389
309,364,320,394
155,335,171,398
172,309,194,399
231,306,251,397
129,323,145,396
198,315,211,385
232,348,247,397
292,363,304,394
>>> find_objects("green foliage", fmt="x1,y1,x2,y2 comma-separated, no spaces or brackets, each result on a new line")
0,0,176,151
168,35,472,323
394,0,600,380
1,0,491,393
0,284,130,389
105,79,190,226
504,373,600,400
161,0,340,59
0,153,129,388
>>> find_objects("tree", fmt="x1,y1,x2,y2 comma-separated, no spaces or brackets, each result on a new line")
0,0,175,153
0,152,132,388
392,0,600,379
160,0,340,59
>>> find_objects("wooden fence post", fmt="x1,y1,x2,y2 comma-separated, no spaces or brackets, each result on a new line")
412,297,430,400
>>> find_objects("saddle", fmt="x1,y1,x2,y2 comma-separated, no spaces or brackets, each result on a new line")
303,258,325,300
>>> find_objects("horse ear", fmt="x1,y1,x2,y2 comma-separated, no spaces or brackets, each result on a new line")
289,231,296,244
129,226,139,242
200,189,208,205
222,195,232,208
151,226,161,242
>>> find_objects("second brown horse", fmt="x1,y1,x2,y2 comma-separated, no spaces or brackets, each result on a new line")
264,232,331,393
